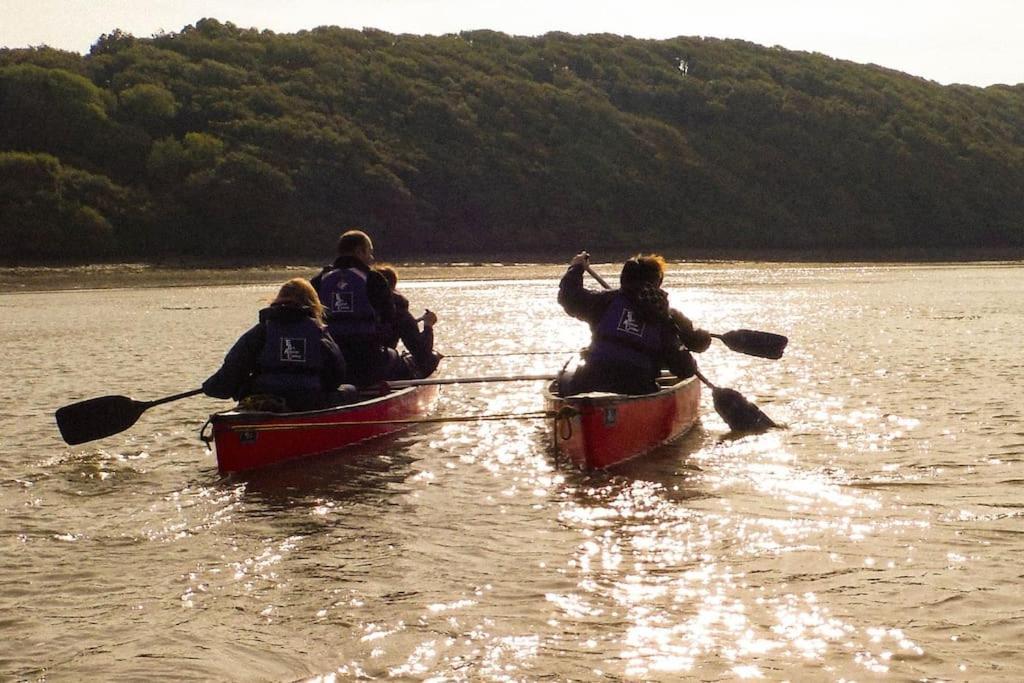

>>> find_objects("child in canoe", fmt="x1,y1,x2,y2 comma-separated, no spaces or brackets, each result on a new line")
375,263,443,379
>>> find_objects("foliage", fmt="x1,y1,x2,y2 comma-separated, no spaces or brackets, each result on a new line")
0,151,136,258
1,19,1022,261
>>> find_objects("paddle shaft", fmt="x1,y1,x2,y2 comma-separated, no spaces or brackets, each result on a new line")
584,265,612,289
143,388,204,408
385,373,558,389
692,368,716,390
443,350,579,358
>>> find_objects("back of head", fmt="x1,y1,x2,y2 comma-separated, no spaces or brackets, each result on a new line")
619,254,666,290
271,278,324,323
375,264,398,290
336,229,372,256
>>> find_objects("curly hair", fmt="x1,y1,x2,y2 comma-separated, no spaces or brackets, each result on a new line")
619,254,666,290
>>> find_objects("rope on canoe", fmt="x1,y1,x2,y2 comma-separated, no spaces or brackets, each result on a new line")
227,408,575,432
556,405,577,441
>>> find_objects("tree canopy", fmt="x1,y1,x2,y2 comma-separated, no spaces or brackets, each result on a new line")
1,20,1022,262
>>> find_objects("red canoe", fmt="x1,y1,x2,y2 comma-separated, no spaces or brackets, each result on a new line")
544,375,701,469
206,384,439,474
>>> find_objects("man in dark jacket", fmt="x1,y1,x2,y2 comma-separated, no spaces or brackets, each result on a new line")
311,229,397,386
557,251,711,395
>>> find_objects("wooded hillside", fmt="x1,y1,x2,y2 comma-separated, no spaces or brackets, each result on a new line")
2,19,1022,261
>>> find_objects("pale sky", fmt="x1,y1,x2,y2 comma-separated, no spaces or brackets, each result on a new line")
1,0,1021,86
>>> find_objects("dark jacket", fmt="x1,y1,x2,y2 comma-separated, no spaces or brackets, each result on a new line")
202,304,347,411
383,290,440,378
311,255,395,335
557,263,708,394
311,256,397,386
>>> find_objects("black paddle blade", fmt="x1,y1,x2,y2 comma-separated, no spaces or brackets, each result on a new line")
711,387,777,433
55,395,146,445
717,329,789,360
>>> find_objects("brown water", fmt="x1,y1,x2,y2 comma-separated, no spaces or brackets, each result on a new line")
2,262,1022,681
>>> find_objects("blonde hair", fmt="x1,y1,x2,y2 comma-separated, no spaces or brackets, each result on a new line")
271,278,324,324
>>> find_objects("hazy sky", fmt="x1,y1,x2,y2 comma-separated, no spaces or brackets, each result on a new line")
1,0,1021,86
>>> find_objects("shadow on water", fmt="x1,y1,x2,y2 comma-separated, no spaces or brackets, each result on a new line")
217,430,430,511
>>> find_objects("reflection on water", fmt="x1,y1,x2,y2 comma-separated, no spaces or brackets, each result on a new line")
553,430,917,680
1,263,1023,680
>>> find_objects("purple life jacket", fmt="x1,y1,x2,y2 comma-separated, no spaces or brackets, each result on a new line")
588,293,664,374
252,315,326,396
316,267,379,338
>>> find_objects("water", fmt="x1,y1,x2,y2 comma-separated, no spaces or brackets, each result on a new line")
2,262,1022,681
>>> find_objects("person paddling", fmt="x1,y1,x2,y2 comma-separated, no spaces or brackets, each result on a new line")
375,264,443,379
557,251,711,396
310,229,397,387
202,278,354,411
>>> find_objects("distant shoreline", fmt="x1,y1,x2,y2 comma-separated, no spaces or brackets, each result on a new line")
2,248,1022,292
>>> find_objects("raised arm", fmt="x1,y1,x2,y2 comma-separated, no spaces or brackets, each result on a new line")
557,252,615,325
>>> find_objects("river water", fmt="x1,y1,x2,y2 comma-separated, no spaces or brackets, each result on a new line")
1,261,1022,681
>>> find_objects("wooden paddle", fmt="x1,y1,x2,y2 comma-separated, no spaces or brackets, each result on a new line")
56,388,204,445
584,264,788,359
584,262,778,432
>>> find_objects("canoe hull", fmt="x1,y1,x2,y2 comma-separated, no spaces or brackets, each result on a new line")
210,384,439,473
545,376,700,469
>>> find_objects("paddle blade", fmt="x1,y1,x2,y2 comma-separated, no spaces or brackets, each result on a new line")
711,387,777,433
716,329,789,360
55,395,146,445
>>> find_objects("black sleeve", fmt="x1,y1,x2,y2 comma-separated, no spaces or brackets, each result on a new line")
309,266,331,292
366,271,396,325
557,264,615,326
669,307,711,352
202,324,265,399
397,308,433,361
319,333,347,390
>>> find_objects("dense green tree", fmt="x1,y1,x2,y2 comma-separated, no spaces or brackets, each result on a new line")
117,82,178,134
1,25,1022,262
0,65,113,162
0,152,128,258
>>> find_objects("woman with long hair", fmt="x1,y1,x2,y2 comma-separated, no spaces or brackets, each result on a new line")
203,278,354,411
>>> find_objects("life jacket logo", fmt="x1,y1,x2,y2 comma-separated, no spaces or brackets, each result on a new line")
280,338,307,362
332,290,354,313
617,308,645,337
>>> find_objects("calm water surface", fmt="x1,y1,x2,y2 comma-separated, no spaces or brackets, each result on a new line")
1,262,1023,681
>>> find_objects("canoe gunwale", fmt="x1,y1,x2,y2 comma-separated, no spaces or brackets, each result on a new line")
209,384,438,474
209,385,421,426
